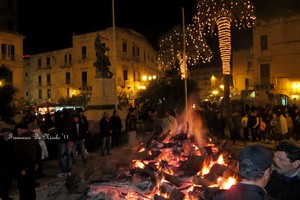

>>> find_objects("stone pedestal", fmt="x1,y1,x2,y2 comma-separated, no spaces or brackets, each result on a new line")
86,78,116,121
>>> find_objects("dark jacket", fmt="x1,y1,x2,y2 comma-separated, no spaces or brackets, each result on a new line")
0,136,14,169
110,115,122,133
266,170,300,200
99,117,112,137
143,113,155,132
79,115,89,133
57,115,73,143
210,183,272,200
70,122,86,142
14,131,42,173
125,113,137,132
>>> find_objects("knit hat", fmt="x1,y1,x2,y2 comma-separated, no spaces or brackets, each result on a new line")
238,144,273,171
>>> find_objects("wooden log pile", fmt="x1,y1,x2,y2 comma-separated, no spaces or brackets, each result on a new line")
80,132,239,200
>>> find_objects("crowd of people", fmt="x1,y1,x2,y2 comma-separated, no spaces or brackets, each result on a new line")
0,107,90,200
202,104,300,144
1,103,300,200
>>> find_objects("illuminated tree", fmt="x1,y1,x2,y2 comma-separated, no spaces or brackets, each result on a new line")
193,0,256,116
157,24,213,71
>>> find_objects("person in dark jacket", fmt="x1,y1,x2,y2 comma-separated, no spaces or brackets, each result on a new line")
0,128,14,200
110,109,123,148
56,109,73,177
210,144,273,200
247,109,259,141
142,107,155,145
99,111,112,156
125,107,137,151
70,114,88,165
266,139,300,200
14,121,42,200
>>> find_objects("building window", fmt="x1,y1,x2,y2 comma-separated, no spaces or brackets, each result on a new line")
1,44,15,60
26,91,29,96
38,58,42,68
64,54,72,66
82,46,87,60
245,78,250,89
132,46,135,56
247,61,252,70
122,42,127,53
260,64,270,85
38,90,42,99
82,71,87,87
260,35,268,51
137,47,140,56
133,71,140,82
123,70,128,86
38,75,42,86
47,89,51,98
46,57,50,68
134,71,140,82
67,88,70,96
25,72,28,77
144,51,146,61
46,57,51,67
47,74,51,85
66,72,70,84
64,54,68,64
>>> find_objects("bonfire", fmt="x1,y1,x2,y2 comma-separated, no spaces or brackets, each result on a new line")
81,114,240,200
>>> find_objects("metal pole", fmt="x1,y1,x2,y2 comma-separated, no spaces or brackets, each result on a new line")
182,7,188,123
112,0,118,109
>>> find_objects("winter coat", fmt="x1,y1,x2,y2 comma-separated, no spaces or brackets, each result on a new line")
210,183,272,200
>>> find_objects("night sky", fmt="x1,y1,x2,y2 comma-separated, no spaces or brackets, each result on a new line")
18,0,300,55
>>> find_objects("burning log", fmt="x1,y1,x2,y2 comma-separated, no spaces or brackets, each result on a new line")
193,173,219,187
186,155,210,172
169,188,185,200
162,172,182,187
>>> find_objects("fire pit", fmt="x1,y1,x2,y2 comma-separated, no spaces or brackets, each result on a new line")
79,129,240,200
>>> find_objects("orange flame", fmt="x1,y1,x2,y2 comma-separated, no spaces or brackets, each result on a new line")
219,176,237,189
217,154,225,165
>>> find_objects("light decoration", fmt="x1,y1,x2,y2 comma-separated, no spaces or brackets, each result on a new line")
157,25,213,71
177,53,187,79
192,0,256,75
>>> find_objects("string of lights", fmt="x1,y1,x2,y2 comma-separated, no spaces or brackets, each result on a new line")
157,24,213,71
192,0,256,75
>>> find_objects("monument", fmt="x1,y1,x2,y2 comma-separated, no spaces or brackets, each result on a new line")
86,34,115,120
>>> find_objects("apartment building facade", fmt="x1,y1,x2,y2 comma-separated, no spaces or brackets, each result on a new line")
189,66,223,102
24,27,159,107
0,0,24,101
252,11,300,106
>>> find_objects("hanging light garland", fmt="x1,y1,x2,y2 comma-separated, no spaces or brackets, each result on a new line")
158,24,213,71
192,0,256,75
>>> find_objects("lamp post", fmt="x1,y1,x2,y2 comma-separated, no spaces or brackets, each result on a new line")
182,7,188,125
112,0,118,109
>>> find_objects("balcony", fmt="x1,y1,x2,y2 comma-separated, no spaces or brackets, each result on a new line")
254,84,275,90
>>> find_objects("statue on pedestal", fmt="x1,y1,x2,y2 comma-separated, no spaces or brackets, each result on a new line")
93,34,113,78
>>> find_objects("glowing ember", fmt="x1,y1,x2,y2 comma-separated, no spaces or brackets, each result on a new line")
220,177,237,189
217,154,225,165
